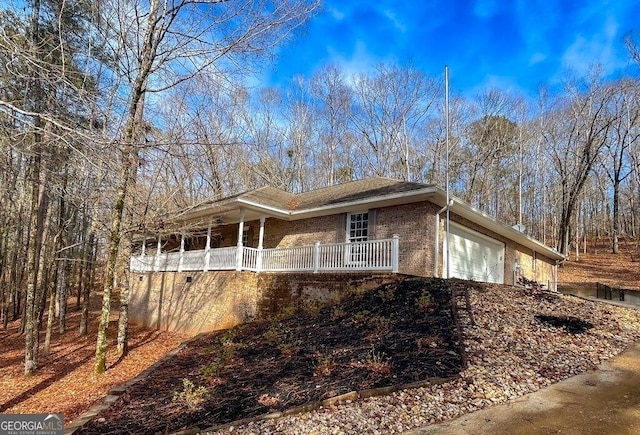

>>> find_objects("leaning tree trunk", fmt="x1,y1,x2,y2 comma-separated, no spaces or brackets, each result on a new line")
95,145,135,374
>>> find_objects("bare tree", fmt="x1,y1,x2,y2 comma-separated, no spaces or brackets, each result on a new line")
600,79,640,253
544,75,616,254
309,65,355,185
92,0,319,373
350,64,438,180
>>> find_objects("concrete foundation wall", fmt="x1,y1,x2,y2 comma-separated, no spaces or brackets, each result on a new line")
129,271,259,334
129,270,398,333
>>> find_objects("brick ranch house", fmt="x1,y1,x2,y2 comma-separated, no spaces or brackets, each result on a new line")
129,178,565,333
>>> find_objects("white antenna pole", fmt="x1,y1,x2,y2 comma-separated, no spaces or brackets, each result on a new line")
445,65,450,279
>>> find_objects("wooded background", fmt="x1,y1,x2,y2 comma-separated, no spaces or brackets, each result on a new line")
1,0,639,374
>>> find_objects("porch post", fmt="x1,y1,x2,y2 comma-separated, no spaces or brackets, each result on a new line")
139,235,146,272
257,216,265,272
236,209,245,271
178,233,185,272
154,235,161,272
204,221,212,271
392,234,399,273
313,241,320,273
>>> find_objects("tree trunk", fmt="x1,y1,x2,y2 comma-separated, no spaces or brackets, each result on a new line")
79,237,93,336
57,259,68,333
95,153,132,374
43,278,57,357
612,180,620,254
24,155,48,374
116,266,130,358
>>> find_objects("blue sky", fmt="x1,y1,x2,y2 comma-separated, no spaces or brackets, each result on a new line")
265,0,640,96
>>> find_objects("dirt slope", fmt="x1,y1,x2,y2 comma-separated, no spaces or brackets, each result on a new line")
78,277,465,434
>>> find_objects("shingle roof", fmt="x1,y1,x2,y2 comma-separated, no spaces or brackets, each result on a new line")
165,177,564,261
174,177,433,222
292,178,431,209
240,186,295,209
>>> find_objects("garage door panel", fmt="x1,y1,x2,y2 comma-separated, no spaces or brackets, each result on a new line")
445,224,505,284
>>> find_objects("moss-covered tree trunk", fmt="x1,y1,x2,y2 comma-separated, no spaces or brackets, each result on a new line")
94,145,135,374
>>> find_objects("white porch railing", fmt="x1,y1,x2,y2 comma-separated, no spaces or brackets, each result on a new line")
130,236,399,274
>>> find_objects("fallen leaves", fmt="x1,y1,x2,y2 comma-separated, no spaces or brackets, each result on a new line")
0,293,189,423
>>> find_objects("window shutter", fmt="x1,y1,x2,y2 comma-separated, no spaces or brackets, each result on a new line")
336,213,346,242
368,208,377,240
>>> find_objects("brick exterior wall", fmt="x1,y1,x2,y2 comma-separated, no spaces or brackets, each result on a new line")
256,273,398,317
187,200,556,285
375,202,439,276
240,203,440,276
262,215,339,248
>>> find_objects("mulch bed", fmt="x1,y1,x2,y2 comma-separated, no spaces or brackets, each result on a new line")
78,277,465,434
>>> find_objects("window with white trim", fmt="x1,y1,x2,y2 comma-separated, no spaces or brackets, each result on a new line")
347,212,369,242
346,212,368,265
242,227,250,246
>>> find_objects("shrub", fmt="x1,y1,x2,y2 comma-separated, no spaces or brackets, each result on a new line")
365,349,391,374
416,293,434,312
377,286,395,302
314,354,336,376
173,378,208,411
353,309,370,324
200,358,226,383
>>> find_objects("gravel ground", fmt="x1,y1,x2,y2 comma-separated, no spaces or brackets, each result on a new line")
210,284,640,434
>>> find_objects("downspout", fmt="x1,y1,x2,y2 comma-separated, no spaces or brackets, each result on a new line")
552,259,562,292
434,200,454,277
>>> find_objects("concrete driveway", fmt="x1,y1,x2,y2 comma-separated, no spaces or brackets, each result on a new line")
404,341,640,435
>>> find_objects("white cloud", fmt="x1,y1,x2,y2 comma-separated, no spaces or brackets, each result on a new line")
529,52,547,65
383,9,407,33
329,7,345,20
327,40,378,82
560,16,622,77
473,0,500,18
472,74,527,96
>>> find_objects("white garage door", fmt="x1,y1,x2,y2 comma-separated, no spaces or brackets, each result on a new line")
443,223,505,284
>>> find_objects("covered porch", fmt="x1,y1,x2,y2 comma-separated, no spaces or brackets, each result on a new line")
130,237,399,273
130,209,399,274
